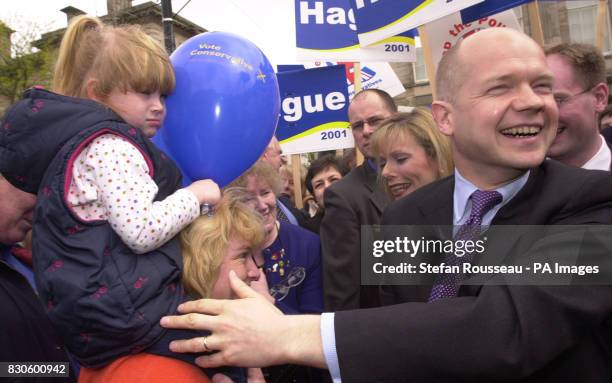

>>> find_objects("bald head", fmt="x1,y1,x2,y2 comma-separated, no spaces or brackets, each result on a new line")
261,136,283,171
436,28,542,103
430,27,557,189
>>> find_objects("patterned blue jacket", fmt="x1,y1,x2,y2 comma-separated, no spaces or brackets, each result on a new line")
0,88,184,367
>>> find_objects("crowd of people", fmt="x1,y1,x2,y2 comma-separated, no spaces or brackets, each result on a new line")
1,13,612,383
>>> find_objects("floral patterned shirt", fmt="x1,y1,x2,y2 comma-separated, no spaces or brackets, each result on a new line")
67,134,199,254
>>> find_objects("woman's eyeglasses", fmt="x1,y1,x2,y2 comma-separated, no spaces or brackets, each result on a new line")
251,254,265,269
269,267,306,301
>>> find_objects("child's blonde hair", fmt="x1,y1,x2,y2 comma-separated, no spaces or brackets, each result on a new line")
53,15,175,99
180,191,266,299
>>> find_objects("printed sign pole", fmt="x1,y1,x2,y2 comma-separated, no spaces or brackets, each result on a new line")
527,0,544,46
417,26,437,100
595,0,608,50
354,62,364,166
292,154,304,208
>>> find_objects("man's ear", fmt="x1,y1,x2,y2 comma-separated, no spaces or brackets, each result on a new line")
431,101,454,137
85,79,102,102
592,82,609,114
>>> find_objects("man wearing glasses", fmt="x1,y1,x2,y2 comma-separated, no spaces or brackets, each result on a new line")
545,43,610,170
320,88,395,311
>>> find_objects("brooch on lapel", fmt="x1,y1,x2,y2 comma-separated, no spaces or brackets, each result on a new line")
266,248,288,276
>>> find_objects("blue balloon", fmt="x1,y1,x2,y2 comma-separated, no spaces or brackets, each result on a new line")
159,31,280,187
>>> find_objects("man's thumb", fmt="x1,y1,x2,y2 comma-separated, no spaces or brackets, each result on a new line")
229,270,260,299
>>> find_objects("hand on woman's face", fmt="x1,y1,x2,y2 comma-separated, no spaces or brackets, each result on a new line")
210,237,261,300
380,134,439,200
245,176,277,233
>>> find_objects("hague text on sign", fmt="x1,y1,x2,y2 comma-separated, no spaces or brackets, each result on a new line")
295,0,417,62
276,65,354,154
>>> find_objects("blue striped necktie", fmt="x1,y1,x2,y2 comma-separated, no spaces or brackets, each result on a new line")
428,190,503,302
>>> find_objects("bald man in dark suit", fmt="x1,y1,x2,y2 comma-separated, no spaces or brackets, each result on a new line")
161,29,612,383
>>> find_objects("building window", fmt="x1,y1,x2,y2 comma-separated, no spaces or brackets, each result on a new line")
413,46,428,83
566,0,611,52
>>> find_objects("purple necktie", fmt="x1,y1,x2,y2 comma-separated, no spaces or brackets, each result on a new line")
428,190,503,302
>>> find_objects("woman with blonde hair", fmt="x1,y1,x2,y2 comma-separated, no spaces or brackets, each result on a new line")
181,189,265,301
371,108,454,200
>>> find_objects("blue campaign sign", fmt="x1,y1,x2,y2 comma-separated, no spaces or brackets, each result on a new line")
277,64,306,72
460,0,531,24
352,0,484,47
295,0,358,51
352,0,422,34
295,0,417,62
276,65,353,154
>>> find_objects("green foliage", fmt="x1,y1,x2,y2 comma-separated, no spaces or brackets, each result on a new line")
0,21,54,105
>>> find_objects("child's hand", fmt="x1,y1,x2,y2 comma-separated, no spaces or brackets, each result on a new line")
186,179,221,206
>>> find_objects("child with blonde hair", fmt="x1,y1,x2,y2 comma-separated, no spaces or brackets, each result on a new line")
0,15,221,369
79,192,267,382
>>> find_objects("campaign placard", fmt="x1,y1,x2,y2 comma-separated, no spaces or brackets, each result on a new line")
276,65,353,154
459,0,531,24
351,0,484,47
305,61,405,98
424,9,521,69
295,0,417,62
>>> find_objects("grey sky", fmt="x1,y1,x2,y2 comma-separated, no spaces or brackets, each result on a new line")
0,0,297,65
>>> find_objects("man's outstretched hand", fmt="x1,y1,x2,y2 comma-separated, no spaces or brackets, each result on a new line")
160,270,327,369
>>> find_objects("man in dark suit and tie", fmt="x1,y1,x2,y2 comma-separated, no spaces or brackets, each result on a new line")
321,88,395,310
161,28,612,383
545,43,610,170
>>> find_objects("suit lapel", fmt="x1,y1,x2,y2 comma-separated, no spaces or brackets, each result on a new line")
360,162,389,215
493,167,542,224
390,177,455,302
418,176,455,228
